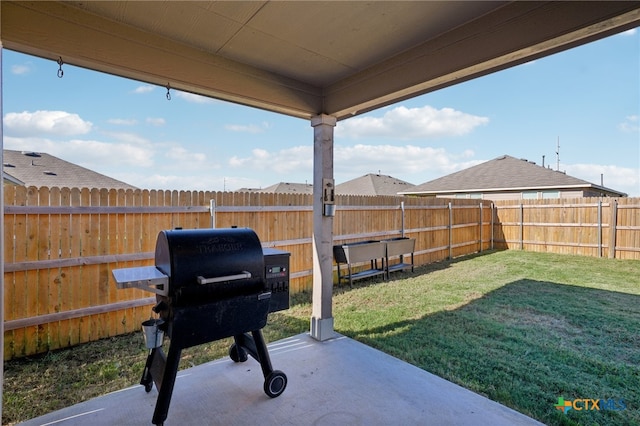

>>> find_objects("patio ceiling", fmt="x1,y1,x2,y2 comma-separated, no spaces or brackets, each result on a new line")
2,1,639,121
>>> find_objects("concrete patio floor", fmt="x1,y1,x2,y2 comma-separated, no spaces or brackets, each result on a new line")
18,333,544,426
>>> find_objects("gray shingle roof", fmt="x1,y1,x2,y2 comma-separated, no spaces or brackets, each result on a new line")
336,173,414,196
237,182,313,194
3,150,138,190
401,155,625,196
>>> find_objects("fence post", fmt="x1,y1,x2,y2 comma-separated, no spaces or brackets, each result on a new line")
448,202,453,259
401,201,405,238
597,199,602,257
520,203,524,250
490,202,495,250
479,203,483,253
209,199,216,228
608,199,618,259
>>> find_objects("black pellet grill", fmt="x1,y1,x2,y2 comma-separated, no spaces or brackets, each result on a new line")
112,228,290,426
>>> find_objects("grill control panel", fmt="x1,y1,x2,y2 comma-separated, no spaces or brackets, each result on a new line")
263,248,290,312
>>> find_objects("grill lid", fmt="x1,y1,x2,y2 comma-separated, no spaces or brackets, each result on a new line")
112,228,266,303
155,228,266,305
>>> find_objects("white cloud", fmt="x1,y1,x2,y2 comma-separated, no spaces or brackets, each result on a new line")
67,139,155,168
618,115,639,133
119,172,257,192
130,173,207,190
101,131,151,146
619,28,637,36
4,136,155,169
229,146,312,174
565,163,639,196
336,105,489,140
11,64,31,75
108,118,137,126
164,146,209,167
3,110,92,137
132,85,154,94
146,117,166,126
175,91,216,104
225,122,270,134
334,145,479,178
228,143,481,184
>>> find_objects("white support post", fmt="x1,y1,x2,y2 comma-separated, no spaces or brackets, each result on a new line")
310,114,337,341
210,199,216,228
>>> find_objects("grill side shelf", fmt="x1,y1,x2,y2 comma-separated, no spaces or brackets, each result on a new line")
112,266,169,296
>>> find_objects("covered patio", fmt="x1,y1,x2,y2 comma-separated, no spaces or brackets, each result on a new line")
2,1,640,423
18,333,544,426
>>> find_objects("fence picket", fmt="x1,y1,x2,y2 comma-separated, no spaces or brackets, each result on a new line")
58,187,72,349
25,187,40,355
4,186,17,358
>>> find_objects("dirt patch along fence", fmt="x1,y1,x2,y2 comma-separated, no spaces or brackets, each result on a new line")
3,187,492,359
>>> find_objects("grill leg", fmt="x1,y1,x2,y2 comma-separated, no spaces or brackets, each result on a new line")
141,349,155,392
233,331,272,377
251,330,274,378
152,344,182,426
233,331,287,398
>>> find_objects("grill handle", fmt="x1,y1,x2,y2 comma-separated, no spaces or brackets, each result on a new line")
197,271,252,285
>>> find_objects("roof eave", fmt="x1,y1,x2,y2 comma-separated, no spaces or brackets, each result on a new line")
2,172,24,186
400,183,627,197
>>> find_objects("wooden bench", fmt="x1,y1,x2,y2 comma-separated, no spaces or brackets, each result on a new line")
333,240,386,287
383,237,415,278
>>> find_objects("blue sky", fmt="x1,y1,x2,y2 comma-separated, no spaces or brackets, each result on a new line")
3,28,639,196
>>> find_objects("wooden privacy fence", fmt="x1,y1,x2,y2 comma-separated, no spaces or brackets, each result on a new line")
3,186,492,359
493,197,640,259
4,187,638,359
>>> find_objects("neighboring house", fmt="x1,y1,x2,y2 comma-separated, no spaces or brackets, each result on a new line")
238,173,414,196
336,173,414,196
237,182,313,194
2,150,138,190
400,155,626,200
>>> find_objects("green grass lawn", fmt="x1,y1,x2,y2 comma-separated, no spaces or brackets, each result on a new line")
331,250,640,426
4,250,639,425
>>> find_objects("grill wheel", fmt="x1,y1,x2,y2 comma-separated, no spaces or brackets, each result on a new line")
229,343,249,363
264,370,287,398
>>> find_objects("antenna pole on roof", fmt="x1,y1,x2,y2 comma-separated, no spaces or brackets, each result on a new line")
555,137,560,171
